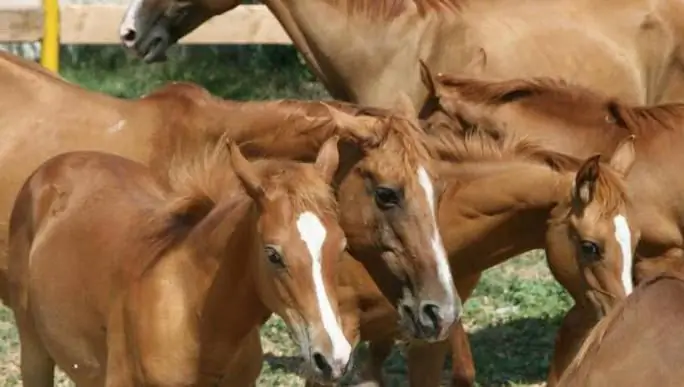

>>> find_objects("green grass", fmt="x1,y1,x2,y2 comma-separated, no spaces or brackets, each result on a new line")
0,46,573,386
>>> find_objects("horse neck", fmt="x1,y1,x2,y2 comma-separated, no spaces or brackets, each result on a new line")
177,199,270,350
437,160,570,271
263,0,451,106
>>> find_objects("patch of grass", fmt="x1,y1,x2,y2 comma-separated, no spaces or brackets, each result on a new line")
0,48,573,386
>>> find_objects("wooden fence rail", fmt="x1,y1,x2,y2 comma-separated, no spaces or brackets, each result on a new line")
0,2,292,71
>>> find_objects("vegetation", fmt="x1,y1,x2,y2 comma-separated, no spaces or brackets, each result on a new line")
0,45,573,386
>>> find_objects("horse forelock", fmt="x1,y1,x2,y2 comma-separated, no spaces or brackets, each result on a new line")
321,0,462,20
586,164,631,218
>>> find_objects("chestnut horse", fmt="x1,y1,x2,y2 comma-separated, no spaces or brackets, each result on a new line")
7,137,355,386
119,0,684,107
558,273,684,387
420,69,684,385
0,51,459,342
552,137,639,320
334,131,638,387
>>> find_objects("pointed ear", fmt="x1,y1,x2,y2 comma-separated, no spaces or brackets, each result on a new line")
609,135,636,177
574,154,602,206
419,59,438,99
314,135,341,184
324,104,385,148
227,140,265,204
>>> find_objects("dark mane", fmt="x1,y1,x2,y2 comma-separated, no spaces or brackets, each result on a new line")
321,0,462,20
607,101,684,133
436,75,602,107
437,73,684,135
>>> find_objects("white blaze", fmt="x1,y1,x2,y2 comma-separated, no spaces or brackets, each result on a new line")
417,166,456,315
613,214,633,295
296,212,351,364
120,0,144,38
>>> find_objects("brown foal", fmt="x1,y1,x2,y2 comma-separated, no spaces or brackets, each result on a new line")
7,137,353,386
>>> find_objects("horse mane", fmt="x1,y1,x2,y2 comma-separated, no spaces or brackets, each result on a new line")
607,101,684,134
427,126,584,173
561,273,684,383
139,140,337,276
437,73,684,135
322,0,462,20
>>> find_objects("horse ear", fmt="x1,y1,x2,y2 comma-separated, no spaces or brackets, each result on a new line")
227,140,266,204
574,154,602,206
324,104,385,148
419,59,438,98
315,135,341,184
609,135,636,177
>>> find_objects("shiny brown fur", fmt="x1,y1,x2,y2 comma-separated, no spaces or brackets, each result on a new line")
421,69,684,385
7,138,354,386
558,273,684,387
120,0,684,108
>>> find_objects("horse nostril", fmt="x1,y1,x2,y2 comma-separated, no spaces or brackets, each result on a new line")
313,352,332,377
122,28,137,43
421,302,442,332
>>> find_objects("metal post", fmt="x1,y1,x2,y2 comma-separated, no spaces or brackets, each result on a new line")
40,0,59,72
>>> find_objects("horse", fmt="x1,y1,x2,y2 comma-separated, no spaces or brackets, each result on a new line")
330,131,639,387
419,67,684,385
557,273,684,387
551,136,639,320
118,0,684,108
0,51,459,343
7,136,356,386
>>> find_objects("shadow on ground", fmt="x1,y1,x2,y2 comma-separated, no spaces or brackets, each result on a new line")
262,315,563,387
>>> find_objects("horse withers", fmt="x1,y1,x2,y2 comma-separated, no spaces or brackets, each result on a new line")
7,137,353,385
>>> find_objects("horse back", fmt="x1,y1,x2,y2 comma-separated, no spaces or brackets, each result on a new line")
560,273,684,386
7,151,165,309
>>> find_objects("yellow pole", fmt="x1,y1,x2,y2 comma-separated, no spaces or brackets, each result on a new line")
40,0,60,73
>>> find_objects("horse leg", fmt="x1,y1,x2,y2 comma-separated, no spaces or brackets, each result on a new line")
448,321,475,387
545,303,595,387
447,273,481,387
16,315,55,387
407,340,449,387
359,337,394,386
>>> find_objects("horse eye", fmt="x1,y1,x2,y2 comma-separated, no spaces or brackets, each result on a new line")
580,241,601,261
264,246,284,267
374,186,401,210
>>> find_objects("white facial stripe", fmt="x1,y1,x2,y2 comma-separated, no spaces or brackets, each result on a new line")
120,0,144,36
613,214,633,295
417,167,456,314
296,212,352,364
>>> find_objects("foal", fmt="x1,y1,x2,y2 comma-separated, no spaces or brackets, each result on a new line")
548,136,639,320
7,137,352,386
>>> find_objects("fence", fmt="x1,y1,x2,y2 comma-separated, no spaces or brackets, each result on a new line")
0,1,291,72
